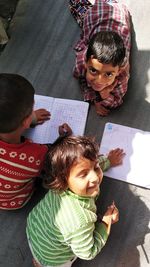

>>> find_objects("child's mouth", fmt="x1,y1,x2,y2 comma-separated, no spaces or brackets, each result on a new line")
88,184,99,190
92,83,106,91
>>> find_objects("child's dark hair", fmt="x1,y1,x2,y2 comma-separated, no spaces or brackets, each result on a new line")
0,73,35,133
44,135,99,191
86,31,125,66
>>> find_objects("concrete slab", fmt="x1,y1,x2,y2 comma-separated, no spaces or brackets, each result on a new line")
0,0,149,266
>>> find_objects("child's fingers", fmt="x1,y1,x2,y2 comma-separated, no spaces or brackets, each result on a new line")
110,148,125,156
116,149,125,157
108,148,125,165
95,103,110,116
40,112,51,118
58,123,72,136
111,212,119,223
107,201,118,212
98,109,110,116
106,205,116,213
105,202,119,224
34,109,51,124
112,200,115,206
111,204,119,221
36,109,51,117
61,123,72,133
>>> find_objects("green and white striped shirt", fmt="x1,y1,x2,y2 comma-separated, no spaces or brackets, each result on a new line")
26,188,108,266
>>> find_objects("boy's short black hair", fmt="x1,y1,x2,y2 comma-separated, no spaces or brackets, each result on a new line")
0,73,35,133
44,135,99,191
86,31,126,66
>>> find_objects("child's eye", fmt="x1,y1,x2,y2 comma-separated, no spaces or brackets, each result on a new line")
94,163,101,172
105,72,113,78
78,170,89,178
88,67,97,74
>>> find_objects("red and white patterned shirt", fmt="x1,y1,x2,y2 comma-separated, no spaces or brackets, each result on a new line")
0,138,48,210
73,0,131,108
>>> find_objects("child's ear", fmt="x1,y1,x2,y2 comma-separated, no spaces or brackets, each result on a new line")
22,114,32,129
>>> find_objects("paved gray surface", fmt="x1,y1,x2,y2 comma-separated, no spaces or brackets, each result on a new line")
0,0,150,266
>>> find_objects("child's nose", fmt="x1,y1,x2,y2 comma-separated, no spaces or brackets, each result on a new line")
89,170,99,183
96,74,105,84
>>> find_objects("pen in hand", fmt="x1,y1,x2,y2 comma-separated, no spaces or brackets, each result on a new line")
111,201,115,213
58,123,72,137
111,201,119,224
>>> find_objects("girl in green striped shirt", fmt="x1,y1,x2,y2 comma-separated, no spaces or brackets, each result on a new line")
26,135,124,267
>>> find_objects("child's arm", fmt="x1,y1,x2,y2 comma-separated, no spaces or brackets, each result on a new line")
31,109,51,125
65,223,108,260
99,148,125,172
64,203,118,260
63,202,118,261
94,101,110,116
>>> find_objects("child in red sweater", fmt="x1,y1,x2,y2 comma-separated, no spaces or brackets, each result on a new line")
0,73,70,210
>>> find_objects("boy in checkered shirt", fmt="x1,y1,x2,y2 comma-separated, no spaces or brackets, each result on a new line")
69,0,131,116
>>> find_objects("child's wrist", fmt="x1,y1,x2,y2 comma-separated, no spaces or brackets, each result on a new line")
101,220,108,228
101,215,112,226
105,157,111,169
100,217,112,235
31,111,37,126
98,214,109,227
100,219,110,235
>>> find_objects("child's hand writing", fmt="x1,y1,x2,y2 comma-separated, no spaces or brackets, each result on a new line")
58,123,72,137
94,101,110,116
32,109,51,125
101,201,119,234
104,202,119,224
107,148,125,167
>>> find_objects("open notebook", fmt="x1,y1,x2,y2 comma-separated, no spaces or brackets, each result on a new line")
100,122,150,189
24,94,89,144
